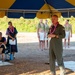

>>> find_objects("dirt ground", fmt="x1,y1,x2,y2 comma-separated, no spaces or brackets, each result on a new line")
0,32,75,75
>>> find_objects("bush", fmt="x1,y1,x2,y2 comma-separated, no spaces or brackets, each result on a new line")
0,16,75,33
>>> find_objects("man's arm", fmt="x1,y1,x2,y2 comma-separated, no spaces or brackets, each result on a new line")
71,25,72,37
57,26,65,38
37,24,40,38
48,26,65,38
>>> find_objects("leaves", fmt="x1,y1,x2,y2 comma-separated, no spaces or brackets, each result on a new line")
0,16,75,33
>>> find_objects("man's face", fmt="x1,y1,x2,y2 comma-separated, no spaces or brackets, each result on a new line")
45,20,48,24
66,20,69,24
51,16,58,24
40,19,43,23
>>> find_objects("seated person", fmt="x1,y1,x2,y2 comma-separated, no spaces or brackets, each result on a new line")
0,32,6,61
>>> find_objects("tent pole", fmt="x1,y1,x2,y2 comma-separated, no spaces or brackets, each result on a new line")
44,0,53,17
68,10,69,18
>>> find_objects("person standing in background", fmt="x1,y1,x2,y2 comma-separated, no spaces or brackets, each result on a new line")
44,20,49,49
6,21,18,59
64,20,72,48
37,19,45,51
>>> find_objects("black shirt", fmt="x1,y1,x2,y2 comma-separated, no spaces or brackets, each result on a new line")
0,37,6,42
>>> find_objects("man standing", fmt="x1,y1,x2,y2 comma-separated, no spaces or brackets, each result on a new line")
48,15,66,75
37,19,45,50
44,20,49,49
64,20,72,48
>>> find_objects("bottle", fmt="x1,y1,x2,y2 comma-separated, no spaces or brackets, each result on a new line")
10,54,13,60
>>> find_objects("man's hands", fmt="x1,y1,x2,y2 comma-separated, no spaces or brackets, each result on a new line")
48,34,55,38
48,34,58,38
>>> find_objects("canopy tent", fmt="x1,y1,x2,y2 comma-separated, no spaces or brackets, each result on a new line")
0,0,75,18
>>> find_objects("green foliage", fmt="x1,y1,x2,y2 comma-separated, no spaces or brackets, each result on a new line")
0,16,75,33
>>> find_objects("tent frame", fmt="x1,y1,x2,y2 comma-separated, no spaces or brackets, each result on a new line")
0,8,75,17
